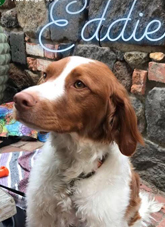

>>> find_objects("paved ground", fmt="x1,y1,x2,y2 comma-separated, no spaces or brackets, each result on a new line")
0,140,165,226
0,140,43,153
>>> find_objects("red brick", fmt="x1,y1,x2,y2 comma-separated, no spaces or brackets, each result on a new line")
26,42,44,57
131,69,147,95
148,62,165,83
155,195,165,212
37,59,52,72
131,85,144,95
44,44,55,59
55,44,59,59
140,183,153,192
157,218,165,227
155,195,165,204
151,212,163,225
27,57,37,71
161,206,165,214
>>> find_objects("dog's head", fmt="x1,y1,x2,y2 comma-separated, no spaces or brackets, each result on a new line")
14,56,143,156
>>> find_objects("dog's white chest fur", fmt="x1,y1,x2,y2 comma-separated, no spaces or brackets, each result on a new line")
26,133,131,227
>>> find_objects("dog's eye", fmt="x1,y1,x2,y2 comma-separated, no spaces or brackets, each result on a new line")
43,72,47,79
74,80,86,89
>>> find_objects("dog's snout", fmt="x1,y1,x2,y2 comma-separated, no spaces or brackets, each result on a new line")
14,92,37,111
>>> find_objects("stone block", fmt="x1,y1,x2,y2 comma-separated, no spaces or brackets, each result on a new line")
148,62,165,84
129,95,145,133
57,43,74,59
113,50,124,61
50,0,85,42
113,61,132,91
25,70,40,85
131,69,147,95
16,0,50,39
26,43,44,57
73,44,116,70
132,139,165,192
1,8,18,28
10,31,26,65
124,52,149,69
9,63,35,90
88,0,165,46
150,52,165,62
146,87,165,146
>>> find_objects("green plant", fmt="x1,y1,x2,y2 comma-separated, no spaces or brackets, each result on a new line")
0,26,10,103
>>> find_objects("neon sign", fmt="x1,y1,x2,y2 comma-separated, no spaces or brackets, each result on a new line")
39,0,165,53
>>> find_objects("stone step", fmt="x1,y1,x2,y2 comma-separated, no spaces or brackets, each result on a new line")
0,188,16,222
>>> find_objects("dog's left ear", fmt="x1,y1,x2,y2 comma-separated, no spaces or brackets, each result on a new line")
109,83,144,156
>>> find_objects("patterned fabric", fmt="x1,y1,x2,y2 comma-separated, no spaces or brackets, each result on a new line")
0,149,41,208
0,102,38,138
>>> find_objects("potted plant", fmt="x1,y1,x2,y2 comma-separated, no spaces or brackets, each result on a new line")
0,26,10,104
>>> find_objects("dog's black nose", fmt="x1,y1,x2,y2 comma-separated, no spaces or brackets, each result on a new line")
14,92,36,111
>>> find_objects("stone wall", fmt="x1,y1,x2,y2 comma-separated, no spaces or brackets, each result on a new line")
0,0,165,191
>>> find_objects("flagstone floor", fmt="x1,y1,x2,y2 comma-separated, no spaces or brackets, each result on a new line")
0,140,43,153
0,139,165,226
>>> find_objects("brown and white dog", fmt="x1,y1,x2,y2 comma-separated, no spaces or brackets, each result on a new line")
14,56,161,227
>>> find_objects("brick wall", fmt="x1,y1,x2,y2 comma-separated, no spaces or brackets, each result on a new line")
1,0,165,191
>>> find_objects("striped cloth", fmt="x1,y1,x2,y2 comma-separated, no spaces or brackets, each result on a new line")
0,149,41,208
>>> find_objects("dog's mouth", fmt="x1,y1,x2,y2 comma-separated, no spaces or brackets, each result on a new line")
13,104,63,133
13,104,43,131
